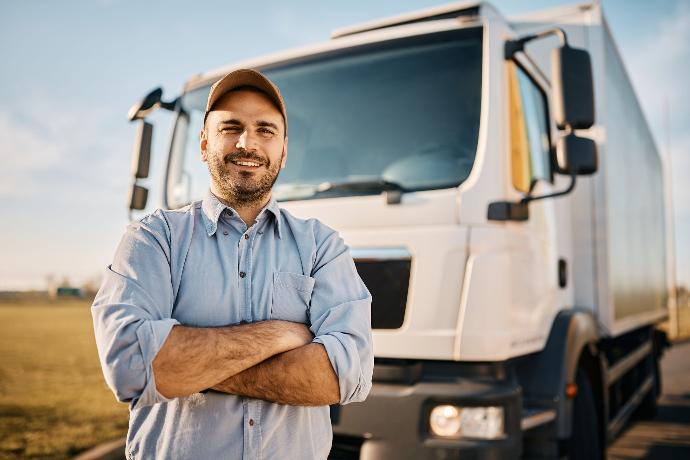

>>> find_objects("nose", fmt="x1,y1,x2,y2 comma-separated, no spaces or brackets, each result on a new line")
235,130,253,150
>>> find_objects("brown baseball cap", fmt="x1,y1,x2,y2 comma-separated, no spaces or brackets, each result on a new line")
204,68,287,135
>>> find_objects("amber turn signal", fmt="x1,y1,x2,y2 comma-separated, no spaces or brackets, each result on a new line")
565,382,578,399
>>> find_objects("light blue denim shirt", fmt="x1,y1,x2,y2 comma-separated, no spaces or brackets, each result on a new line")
92,190,373,460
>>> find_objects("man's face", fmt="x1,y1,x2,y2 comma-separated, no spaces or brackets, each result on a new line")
200,89,287,205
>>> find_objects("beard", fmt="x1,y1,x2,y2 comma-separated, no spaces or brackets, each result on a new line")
207,147,282,206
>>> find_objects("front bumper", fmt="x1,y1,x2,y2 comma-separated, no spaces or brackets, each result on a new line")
331,378,522,460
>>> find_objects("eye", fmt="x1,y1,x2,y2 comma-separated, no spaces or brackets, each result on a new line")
258,127,275,136
220,126,242,134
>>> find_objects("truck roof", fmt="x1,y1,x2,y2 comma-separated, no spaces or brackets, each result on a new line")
331,1,600,39
509,1,597,25
330,1,486,39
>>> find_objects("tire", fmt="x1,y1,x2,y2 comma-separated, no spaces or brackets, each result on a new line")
569,368,602,460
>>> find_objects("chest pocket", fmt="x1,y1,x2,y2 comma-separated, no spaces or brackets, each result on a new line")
271,272,315,324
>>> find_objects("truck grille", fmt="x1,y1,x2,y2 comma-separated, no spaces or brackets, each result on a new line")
352,248,411,329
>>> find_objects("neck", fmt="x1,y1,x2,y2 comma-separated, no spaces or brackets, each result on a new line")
211,187,271,228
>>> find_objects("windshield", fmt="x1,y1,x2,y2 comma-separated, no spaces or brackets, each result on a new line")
167,28,482,207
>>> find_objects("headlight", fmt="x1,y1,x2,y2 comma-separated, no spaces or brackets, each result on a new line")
429,405,505,440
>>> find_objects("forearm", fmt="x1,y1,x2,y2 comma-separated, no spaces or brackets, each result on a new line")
152,320,310,398
211,342,340,406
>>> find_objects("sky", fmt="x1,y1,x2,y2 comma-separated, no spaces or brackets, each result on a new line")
0,0,688,291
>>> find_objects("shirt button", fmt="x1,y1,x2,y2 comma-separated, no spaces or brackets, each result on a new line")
244,234,249,240
223,231,228,236
249,419,254,427
239,272,246,278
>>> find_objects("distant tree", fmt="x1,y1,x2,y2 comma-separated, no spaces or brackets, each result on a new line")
677,285,689,308
46,274,57,300
81,274,102,299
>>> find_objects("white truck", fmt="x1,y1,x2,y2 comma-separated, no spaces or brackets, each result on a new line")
126,2,671,458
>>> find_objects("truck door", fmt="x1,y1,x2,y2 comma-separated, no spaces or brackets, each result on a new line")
505,59,561,347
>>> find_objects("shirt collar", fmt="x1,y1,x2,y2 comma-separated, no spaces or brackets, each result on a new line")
201,190,282,238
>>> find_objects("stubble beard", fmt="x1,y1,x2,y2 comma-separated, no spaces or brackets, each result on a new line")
207,148,282,207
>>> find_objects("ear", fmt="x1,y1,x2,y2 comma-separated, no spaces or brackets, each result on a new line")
200,128,208,162
280,136,288,169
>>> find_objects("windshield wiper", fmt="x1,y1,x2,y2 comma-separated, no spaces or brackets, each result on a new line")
316,179,407,204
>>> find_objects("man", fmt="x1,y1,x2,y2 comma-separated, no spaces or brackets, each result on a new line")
92,69,373,460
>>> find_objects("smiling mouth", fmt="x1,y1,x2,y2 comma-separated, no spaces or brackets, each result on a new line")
229,159,263,168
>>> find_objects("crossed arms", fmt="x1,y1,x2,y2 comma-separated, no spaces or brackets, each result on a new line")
151,321,341,406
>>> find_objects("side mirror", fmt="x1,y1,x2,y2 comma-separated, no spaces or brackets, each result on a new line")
131,121,153,179
128,88,163,121
554,133,598,175
129,184,149,210
552,44,595,129
491,29,598,223
127,87,178,121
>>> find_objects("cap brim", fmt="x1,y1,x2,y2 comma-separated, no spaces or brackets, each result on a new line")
205,69,287,132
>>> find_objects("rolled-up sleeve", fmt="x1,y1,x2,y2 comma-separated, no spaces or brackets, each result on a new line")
92,211,180,409
309,226,373,405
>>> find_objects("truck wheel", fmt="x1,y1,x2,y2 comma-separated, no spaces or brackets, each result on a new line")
569,368,602,460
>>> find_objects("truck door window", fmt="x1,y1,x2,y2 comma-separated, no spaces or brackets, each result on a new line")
508,62,551,193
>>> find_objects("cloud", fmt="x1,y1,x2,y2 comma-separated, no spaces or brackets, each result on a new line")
0,111,62,196
0,99,137,291
0,101,130,200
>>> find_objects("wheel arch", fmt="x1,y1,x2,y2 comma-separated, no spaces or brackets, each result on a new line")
516,309,603,439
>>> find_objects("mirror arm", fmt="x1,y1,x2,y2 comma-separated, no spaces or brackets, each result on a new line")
128,97,179,122
505,27,568,60
159,97,179,112
521,172,577,204
487,173,577,222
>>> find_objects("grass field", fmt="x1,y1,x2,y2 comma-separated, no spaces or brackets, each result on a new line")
0,301,129,459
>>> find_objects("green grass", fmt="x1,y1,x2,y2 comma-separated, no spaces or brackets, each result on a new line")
0,301,129,459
